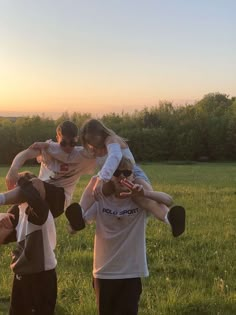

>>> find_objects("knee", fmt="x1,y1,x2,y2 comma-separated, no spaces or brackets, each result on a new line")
31,178,46,200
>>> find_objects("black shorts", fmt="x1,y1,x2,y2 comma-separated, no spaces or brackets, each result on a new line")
9,269,57,315
93,277,142,315
43,182,65,218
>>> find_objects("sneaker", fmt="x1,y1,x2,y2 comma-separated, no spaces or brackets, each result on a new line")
167,205,185,237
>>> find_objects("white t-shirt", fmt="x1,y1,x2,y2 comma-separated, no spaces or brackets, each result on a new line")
37,141,96,206
84,195,149,279
11,203,57,274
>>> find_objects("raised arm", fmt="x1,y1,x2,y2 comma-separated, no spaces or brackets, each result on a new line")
6,148,41,190
93,142,123,198
29,141,50,150
80,177,97,211
120,179,173,207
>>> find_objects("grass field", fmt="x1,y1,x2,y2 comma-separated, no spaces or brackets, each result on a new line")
0,163,236,315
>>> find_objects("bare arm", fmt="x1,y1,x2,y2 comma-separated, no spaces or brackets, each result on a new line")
120,179,173,207
6,148,41,190
80,177,97,211
29,142,50,150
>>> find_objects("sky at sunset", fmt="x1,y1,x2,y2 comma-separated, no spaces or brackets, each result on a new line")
0,0,236,118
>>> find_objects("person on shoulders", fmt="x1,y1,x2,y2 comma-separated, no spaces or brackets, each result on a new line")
78,157,185,315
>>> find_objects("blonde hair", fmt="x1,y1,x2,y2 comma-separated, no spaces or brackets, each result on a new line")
80,118,123,149
118,157,134,170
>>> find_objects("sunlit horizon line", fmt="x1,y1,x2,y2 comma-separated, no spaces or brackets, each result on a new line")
0,98,200,119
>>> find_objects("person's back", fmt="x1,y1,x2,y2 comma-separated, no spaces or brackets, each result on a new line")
1,172,57,315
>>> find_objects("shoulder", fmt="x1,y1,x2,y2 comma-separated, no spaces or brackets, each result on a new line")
46,142,83,157
105,135,127,148
46,141,60,152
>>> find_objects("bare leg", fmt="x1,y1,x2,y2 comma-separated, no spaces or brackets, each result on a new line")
2,187,25,205
133,178,186,237
132,178,169,222
1,178,45,205
0,178,46,244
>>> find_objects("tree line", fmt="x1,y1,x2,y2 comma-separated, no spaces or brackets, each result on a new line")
0,93,236,164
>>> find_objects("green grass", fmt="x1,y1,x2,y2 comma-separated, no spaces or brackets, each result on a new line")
0,163,236,315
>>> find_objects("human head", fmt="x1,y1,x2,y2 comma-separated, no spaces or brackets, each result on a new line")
17,171,45,200
80,119,115,154
17,171,37,186
111,157,134,197
56,120,79,153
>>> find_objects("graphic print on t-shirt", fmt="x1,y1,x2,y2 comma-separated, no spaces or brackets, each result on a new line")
102,207,139,217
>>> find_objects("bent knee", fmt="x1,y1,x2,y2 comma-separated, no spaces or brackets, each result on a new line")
31,178,46,200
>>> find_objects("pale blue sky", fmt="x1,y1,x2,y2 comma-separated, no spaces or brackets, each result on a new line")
0,0,235,117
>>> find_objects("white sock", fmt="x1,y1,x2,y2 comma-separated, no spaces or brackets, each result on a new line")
164,213,170,225
81,207,85,216
0,193,6,205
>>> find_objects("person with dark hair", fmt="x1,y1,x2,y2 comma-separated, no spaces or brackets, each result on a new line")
0,121,96,221
0,172,58,315
56,120,79,139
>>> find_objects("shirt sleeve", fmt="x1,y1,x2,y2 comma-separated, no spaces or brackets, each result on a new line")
83,203,98,223
98,143,123,182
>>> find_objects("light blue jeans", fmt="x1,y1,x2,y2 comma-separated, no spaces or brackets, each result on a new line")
133,165,151,184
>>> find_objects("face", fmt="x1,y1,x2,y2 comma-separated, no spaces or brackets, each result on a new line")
85,135,107,157
57,134,78,153
111,167,134,197
87,144,107,157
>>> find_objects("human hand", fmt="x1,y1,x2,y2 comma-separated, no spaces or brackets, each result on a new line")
92,177,104,200
0,213,14,229
119,178,144,197
6,169,19,190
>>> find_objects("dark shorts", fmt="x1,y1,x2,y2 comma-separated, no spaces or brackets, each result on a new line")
93,277,142,315
9,269,57,315
43,182,65,218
